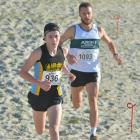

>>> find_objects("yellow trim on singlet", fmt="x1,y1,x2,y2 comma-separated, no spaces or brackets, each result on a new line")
35,63,43,96
57,85,62,96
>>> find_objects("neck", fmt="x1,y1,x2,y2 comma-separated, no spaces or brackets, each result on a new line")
46,44,57,56
80,23,93,31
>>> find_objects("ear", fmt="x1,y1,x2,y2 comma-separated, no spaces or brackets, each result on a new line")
43,36,47,42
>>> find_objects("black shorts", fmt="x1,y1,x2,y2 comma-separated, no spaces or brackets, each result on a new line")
70,69,100,87
28,87,63,111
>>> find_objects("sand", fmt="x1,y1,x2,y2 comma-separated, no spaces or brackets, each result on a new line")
0,0,140,139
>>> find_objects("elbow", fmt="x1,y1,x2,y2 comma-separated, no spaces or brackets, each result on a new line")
19,69,23,77
108,40,113,46
108,41,114,49
19,69,25,78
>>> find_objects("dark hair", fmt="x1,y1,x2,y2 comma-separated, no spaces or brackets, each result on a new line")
79,2,92,11
44,23,60,36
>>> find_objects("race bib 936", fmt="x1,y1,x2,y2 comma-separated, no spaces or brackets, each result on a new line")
42,71,62,85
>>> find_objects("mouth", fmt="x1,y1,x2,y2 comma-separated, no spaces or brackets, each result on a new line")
86,19,91,22
52,42,57,46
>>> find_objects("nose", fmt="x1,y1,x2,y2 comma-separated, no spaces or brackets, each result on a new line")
52,37,57,42
84,13,90,19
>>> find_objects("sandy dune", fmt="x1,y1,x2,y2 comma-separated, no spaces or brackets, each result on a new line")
0,0,140,139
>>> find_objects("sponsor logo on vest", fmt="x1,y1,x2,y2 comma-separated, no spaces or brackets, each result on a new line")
81,40,98,48
46,63,63,71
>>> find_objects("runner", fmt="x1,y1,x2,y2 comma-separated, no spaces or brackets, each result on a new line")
19,23,75,140
60,2,122,140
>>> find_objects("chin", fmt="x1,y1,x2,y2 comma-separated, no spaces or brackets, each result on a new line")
53,44,58,48
85,22,91,25
81,19,92,25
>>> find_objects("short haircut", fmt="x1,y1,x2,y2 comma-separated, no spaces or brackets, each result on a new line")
44,23,60,36
79,2,93,11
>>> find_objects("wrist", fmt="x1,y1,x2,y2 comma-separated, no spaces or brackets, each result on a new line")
35,80,41,86
113,53,118,58
65,71,70,76
66,53,70,59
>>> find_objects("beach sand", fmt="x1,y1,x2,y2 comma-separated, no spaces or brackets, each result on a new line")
0,0,140,139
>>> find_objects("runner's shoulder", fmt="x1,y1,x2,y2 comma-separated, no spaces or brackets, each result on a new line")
66,25,75,34
30,47,42,60
63,25,75,40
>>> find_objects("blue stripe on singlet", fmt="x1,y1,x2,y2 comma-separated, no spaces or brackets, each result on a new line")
31,62,43,96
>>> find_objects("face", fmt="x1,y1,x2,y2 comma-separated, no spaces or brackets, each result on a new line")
79,7,93,25
44,31,60,48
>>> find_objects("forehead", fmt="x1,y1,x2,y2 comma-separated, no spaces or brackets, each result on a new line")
79,6,92,13
46,31,60,36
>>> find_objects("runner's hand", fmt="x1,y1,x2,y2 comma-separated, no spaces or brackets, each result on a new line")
68,73,76,82
39,80,51,92
114,54,123,65
67,53,77,64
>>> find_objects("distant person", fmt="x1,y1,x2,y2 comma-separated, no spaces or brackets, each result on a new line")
60,2,122,140
19,23,76,140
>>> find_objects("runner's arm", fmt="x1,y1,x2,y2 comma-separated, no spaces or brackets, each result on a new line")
19,48,42,85
62,47,76,81
60,26,77,64
62,47,70,75
99,26,118,55
99,26,122,64
59,26,75,45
